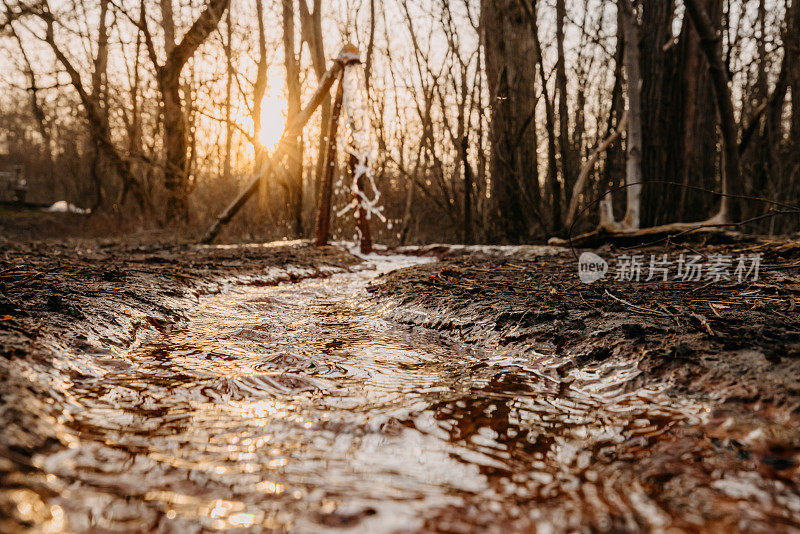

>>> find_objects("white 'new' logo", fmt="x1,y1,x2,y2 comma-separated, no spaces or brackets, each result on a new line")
578,252,608,284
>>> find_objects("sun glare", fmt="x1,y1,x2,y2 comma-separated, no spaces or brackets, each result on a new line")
259,68,287,150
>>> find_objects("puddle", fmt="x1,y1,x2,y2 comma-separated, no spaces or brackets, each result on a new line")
24,256,800,531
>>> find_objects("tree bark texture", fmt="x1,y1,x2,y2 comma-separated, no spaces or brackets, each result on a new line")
481,0,540,242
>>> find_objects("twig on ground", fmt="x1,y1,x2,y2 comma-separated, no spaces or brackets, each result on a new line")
604,290,672,317
687,311,716,337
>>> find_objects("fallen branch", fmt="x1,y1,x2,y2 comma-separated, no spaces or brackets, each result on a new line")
687,311,716,337
552,180,800,251
556,209,798,249
604,290,673,318
201,46,360,244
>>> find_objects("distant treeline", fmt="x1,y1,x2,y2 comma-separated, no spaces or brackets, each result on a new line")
1,0,798,243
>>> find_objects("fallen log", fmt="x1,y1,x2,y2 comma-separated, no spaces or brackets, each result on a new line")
548,221,756,249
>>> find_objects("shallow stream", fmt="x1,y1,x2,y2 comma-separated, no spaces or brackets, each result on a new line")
29,256,800,532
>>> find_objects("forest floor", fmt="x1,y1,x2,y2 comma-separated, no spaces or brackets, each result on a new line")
2,231,800,530
373,240,800,407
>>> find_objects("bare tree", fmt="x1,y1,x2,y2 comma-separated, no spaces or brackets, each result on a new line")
683,0,739,223
299,0,330,198
222,4,233,184
140,0,231,221
481,0,540,242
33,0,149,210
619,0,643,231
282,0,303,235
554,0,571,228
789,0,800,153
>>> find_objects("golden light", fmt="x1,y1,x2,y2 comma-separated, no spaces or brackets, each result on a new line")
258,67,287,150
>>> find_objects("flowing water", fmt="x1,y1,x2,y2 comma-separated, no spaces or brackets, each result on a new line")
23,256,800,532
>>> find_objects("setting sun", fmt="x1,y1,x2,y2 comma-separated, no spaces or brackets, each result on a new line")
258,68,287,150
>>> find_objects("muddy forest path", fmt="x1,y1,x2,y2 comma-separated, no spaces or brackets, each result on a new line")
22,254,800,532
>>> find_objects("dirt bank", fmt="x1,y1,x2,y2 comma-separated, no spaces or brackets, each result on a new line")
372,241,800,406
0,240,361,532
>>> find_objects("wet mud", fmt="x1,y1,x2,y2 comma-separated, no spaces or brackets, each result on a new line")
1,239,800,532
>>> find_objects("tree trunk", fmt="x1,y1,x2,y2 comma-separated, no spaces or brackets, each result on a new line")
481,0,540,242
314,78,344,246
299,0,329,201
223,8,233,183
541,75,560,234
683,0,740,223
789,0,800,146
158,0,181,220
675,0,720,223
159,74,189,219
462,135,473,244
677,11,702,217
283,0,304,236
638,0,675,225
555,0,572,225
160,0,175,54
253,0,270,206
155,0,231,222
88,0,110,211
365,0,376,94
399,178,415,245
621,0,643,230
597,7,627,227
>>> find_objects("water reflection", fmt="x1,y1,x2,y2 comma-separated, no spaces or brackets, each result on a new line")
15,258,800,532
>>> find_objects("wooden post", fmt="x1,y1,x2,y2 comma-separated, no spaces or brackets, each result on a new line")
201,47,360,244
314,75,345,246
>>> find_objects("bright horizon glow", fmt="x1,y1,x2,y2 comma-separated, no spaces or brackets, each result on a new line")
258,68,287,150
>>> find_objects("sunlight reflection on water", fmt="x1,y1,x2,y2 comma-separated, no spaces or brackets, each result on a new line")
19,256,800,532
